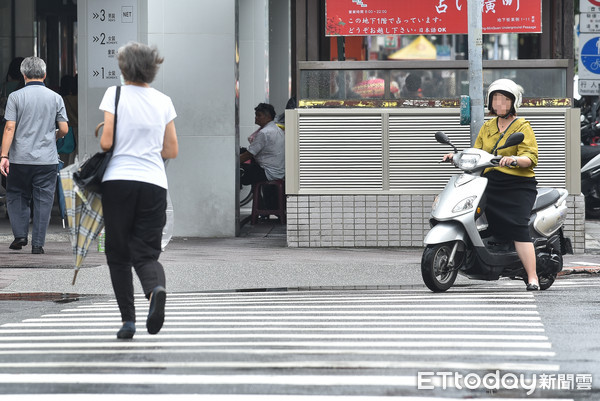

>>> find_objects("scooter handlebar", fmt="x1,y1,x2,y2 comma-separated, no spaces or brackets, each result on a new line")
491,156,518,167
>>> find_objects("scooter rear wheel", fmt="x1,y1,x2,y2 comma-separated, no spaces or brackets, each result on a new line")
421,242,459,292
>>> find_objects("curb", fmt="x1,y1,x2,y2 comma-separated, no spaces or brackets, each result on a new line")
558,266,600,276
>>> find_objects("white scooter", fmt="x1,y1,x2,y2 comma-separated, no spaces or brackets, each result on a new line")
421,131,573,292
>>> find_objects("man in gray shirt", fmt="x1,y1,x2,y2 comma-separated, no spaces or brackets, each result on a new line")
240,103,285,210
0,56,69,254
240,103,285,183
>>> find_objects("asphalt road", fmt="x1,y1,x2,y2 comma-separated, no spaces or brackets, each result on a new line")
0,213,599,399
0,275,598,399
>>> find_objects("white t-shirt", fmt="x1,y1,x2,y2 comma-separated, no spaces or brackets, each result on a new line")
99,85,177,189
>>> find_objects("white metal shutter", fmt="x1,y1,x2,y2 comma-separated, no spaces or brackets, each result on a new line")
298,115,383,189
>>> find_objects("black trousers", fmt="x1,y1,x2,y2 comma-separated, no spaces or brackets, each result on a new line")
240,161,280,208
101,180,167,322
240,161,267,186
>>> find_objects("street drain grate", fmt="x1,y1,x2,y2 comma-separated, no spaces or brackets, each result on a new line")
0,292,81,303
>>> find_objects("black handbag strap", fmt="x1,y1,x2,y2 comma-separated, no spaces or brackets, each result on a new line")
491,118,518,155
111,86,121,152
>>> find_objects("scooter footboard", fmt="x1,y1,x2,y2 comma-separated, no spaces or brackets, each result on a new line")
424,221,467,245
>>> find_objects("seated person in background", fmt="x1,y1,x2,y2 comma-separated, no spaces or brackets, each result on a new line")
331,72,361,100
400,73,423,98
240,102,285,186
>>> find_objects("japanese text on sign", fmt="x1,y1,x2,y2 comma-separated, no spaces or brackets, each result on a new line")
88,0,137,88
326,0,541,36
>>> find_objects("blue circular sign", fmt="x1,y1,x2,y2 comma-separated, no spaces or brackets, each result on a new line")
582,37,600,74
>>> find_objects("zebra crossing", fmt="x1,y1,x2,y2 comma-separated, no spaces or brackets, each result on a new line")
0,287,577,400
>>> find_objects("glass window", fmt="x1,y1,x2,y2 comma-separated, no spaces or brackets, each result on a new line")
301,67,567,103
301,70,397,100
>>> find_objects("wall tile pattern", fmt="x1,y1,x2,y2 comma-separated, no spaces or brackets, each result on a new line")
287,194,586,254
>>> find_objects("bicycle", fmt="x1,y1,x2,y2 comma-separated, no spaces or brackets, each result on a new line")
240,177,253,206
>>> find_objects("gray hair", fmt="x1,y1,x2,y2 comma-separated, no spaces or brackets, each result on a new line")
20,56,46,79
118,41,164,84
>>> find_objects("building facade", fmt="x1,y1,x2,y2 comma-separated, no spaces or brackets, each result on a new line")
1,0,581,250
0,0,291,237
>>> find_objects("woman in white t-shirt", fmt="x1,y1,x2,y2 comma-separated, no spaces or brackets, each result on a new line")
99,42,178,340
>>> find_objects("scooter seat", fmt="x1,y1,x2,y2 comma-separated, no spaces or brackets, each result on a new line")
532,187,560,212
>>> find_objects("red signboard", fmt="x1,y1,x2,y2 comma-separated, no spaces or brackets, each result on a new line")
326,0,541,36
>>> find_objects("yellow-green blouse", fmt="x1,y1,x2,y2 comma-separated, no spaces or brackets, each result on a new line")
474,117,538,177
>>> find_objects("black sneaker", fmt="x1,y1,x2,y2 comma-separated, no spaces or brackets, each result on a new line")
31,246,44,254
146,286,166,335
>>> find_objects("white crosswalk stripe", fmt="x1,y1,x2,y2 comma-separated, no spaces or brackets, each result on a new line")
0,289,573,399
475,277,600,290
0,396,577,401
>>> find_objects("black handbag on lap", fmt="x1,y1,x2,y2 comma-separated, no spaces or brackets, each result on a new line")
74,86,120,194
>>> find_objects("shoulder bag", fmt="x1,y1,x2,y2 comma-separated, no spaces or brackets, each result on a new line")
73,86,121,194
56,126,76,154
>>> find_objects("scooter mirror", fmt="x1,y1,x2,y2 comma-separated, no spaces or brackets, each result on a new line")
435,131,450,144
435,131,458,153
498,132,524,150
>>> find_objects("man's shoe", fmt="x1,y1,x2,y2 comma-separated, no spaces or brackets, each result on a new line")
147,286,166,335
31,246,44,254
117,321,136,339
9,237,27,250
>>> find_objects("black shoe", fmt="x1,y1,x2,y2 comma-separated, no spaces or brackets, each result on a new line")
117,321,136,339
147,286,166,335
9,237,27,250
31,246,44,254
526,282,540,291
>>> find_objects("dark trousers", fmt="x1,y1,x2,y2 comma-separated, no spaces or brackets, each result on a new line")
101,180,167,322
240,162,267,186
6,163,58,247
240,162,278,209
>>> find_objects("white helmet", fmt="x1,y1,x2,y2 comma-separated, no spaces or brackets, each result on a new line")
486,78,524,116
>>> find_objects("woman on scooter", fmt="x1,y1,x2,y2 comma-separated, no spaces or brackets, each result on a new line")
443,79,539,291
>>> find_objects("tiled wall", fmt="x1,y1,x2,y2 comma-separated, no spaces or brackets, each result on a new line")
287,194,586,254
566,194,586,254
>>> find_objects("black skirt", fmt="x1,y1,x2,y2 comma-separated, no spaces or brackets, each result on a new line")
483,170,537,243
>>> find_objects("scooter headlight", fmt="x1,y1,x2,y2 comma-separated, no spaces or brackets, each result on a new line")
452,196,477,213
456,153,480,170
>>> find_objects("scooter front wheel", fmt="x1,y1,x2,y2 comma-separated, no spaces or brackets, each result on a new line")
421,242,459,292
539,274,557,290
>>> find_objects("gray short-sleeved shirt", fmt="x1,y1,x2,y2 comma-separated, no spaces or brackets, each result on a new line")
3,83,68,165
247,120,285,181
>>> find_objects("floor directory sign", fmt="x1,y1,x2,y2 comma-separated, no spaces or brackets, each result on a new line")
88,0,137,88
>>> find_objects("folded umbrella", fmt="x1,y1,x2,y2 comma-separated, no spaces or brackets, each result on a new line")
60,163,105,285
56,160,67,228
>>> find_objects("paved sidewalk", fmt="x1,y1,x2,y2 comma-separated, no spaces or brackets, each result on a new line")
0,207,598,295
